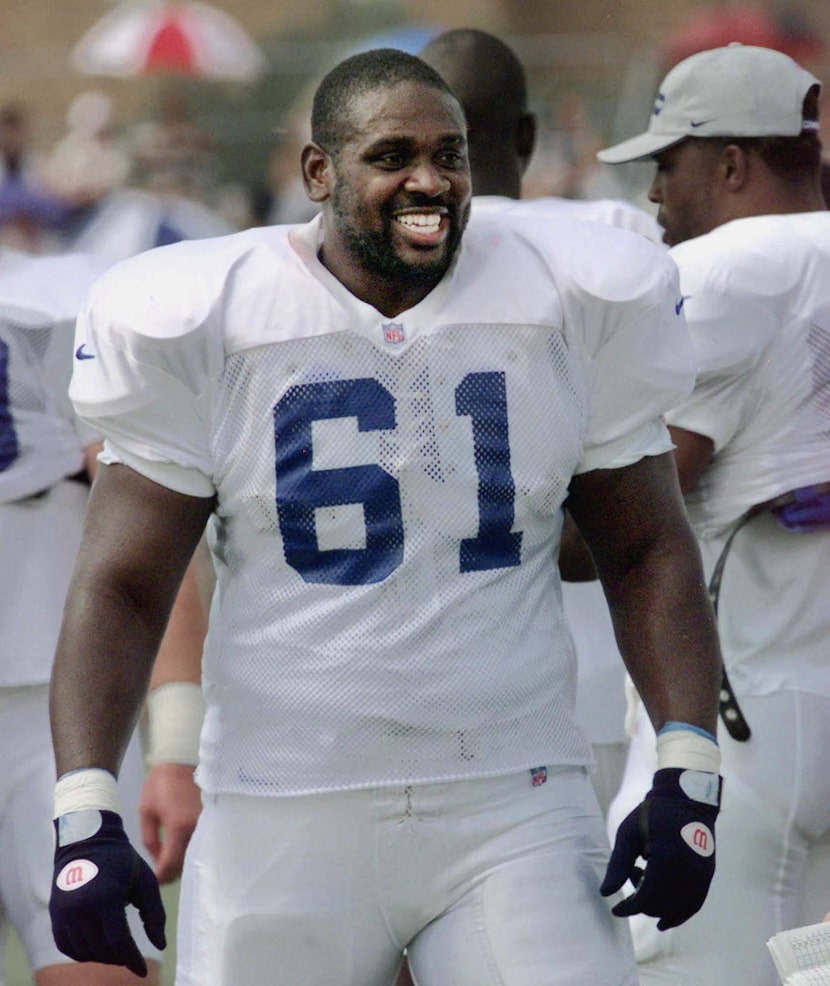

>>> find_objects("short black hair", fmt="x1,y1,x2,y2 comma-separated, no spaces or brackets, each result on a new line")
311,47,458,154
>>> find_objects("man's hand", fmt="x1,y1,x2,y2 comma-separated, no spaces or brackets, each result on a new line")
50,809,166,977
601,767,722,930
140,762,202,884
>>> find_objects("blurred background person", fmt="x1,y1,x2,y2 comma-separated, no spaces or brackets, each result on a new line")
0,246,206,985
0,103,70,253
42,90,132,214
598,42,830,985
131,89,218,204
39,88,233,265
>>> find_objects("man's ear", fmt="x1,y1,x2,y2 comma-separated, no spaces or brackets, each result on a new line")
516,112,537,175
722,143,751,192
301,142,332,202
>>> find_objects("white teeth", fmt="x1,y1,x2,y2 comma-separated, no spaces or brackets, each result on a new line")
396,214,442,231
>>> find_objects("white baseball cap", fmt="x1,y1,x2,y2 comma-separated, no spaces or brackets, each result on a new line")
597,43,821,164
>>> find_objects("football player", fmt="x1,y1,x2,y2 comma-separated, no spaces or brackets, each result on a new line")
598,42,830,986
0,247,204,985
49,49,723,986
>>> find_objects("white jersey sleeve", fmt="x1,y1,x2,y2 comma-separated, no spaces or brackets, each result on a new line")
664,277,775,453
469,199,685,470
519,215,690,473
70,236,240,497
69,215,695,797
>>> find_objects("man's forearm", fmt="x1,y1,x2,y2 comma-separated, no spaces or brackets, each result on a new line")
605,536,721,735
50,577,170,778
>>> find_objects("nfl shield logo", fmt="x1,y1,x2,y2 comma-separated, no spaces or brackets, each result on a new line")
383,323,405,344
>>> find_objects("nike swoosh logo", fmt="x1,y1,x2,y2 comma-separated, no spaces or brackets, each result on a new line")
690,120,712,128
75,344,96,361
675,296,689,315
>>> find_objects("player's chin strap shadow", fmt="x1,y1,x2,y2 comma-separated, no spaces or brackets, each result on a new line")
708,481,830,742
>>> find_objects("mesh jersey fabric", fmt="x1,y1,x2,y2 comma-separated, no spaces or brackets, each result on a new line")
70,211,694,797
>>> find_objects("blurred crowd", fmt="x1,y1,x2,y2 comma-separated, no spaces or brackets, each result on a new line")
0,87,234,261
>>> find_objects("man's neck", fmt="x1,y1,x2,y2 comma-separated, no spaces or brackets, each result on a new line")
736,171,827,219
318,245,446,319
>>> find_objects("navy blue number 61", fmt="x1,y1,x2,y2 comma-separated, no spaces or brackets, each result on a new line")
274,372,522,585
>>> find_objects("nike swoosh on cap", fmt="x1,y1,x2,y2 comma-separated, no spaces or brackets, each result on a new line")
75,344,96,361
690,120,713,128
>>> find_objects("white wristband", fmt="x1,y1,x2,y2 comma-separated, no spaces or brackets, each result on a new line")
144,681,204,768
656,728,721,774
54,767,121,819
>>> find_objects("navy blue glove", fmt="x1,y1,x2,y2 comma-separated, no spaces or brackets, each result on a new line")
601,767,722,930
50,809,166,977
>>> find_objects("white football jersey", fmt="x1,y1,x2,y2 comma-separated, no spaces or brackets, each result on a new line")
473,194,663,243
0,248,107,685
665,212,830,698
666,212,830,538
71,212,694,796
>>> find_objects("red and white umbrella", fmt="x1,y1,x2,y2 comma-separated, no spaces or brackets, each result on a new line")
70,0,267,82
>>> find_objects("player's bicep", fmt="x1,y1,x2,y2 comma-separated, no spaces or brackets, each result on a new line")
565,451,687,588
78,461,214,608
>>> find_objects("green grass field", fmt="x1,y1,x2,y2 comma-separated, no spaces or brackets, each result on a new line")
6,880,181,985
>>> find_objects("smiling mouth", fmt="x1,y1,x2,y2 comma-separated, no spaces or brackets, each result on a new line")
394,211,447,246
